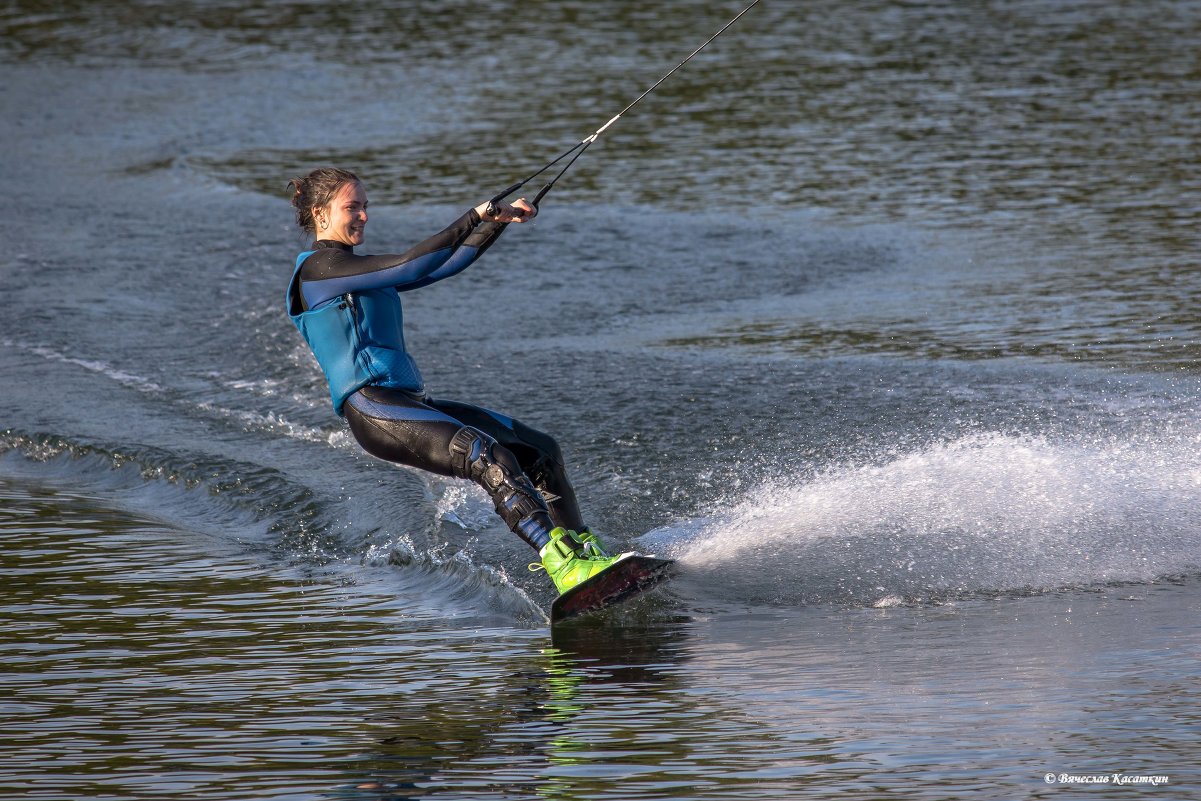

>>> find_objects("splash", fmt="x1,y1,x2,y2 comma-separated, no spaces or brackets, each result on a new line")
642,431,1201,606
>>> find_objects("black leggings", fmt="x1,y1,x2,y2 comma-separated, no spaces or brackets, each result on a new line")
343,385,584,550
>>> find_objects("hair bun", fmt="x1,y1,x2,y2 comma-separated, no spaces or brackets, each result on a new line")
287,177,304,207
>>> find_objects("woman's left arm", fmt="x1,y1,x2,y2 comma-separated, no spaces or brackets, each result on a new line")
399,198,537,291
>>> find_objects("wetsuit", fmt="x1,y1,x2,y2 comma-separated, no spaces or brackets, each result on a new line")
287,209,582,551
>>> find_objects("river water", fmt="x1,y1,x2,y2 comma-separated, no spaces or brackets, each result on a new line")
2,1,1200,799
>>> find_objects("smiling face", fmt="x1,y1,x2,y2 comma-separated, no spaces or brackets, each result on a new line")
314,181,368,246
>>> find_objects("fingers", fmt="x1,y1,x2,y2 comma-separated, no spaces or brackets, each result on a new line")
509,198,537,222
478,198,538,223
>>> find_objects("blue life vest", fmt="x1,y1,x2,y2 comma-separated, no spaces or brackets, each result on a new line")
287,250,424,415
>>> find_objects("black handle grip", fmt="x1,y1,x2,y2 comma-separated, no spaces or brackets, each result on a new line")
489,181,524,206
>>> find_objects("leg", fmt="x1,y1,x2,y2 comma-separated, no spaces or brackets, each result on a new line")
345,388,628,597
343,387,558,551
427,398,586,532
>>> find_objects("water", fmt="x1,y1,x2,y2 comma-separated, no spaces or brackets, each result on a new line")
3,0,1200,797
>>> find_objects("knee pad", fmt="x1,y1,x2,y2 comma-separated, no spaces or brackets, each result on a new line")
449,427,550,532
449,426,496,481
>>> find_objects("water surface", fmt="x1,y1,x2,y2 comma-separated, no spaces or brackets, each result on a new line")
3,1,1200,798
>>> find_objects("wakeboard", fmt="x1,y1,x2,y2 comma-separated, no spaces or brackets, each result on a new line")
550,555,673,623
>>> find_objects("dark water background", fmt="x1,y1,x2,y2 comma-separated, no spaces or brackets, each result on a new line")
3,1,1200,798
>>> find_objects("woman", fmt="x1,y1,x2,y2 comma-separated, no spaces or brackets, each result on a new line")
286,167,628,596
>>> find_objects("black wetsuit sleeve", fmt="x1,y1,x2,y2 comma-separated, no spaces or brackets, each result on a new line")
297,210,507,310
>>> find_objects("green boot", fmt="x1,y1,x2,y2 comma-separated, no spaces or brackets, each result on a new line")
532,527,631,595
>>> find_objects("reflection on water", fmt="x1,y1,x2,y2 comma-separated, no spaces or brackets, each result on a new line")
132,4,1201,249
662,315,1201,371
11,1,1192,255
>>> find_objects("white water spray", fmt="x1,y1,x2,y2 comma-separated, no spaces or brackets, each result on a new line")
643,431,1201,606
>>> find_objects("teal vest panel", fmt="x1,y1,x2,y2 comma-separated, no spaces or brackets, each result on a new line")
287,251,424,415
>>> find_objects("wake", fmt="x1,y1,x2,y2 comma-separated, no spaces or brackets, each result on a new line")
641,431,1201,606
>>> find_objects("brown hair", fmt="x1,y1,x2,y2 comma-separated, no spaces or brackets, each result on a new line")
287,167,360,235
